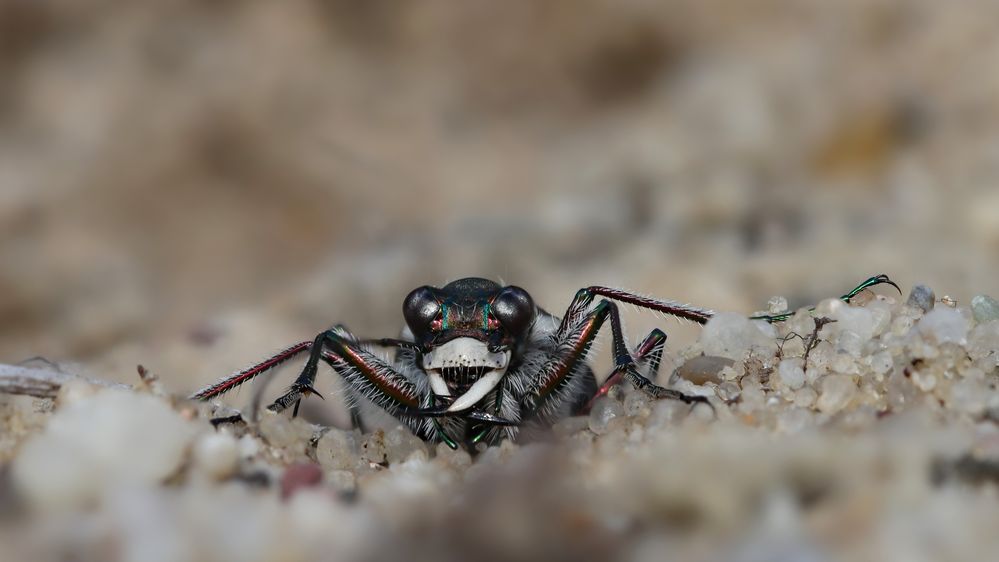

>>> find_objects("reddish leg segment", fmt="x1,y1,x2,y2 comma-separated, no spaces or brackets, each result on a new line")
190,340,313,401
191,329,422,420
267,329,421,415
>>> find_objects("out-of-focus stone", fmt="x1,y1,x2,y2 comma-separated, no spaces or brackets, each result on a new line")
837,330,865,357
778,358,806,390
646,397,687,431
968,321,999,364
814,298,846,318
911,369,937,392
716,381,741,402
258,412,317,453
280,462,323,500
738,378,767,414
56,379,100,407
849,288,875,307
971,295,999,324
793,386,818,408
552,416,590,438
674,355,736,385
834,306,871,332
624,391,652,419
316,428,361,471
776,408,812,433
805,340,834,380
831,352,860,375
907,284,935,312
327,469,356,494
870,351,894,375
917,307,969,345
949,377,986,416
816,375,856,414
192,432,240,480
891,314,915,337
361,430,388,465
238,434,261,459
385,425,428,465
12,389,196,511
788,309,816,340
588,397,625,435
869,304,893,336
434,442,472,472
700,312,778,361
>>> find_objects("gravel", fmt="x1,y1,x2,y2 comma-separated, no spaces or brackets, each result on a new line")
2,286,999,561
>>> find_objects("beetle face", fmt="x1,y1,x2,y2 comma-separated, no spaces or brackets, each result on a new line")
402,278,535,411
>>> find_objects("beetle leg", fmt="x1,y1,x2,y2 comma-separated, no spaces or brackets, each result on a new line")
265,330,333,415
580,328,667,414
267,329,423,420
525,300,706,422
599,298,710,407
356,338,422,352
639,329,667,378
190,340,313,401
192,327,426,433
557,287,712,336
565,273,899,328
749,273,901,323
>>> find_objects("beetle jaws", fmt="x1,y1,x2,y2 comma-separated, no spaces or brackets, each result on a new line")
422,337,510,412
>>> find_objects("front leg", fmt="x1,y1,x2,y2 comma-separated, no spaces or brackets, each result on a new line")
191,340,313,401
268,327,424,421
267,330,334,415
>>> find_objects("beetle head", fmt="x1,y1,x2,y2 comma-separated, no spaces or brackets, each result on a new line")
403,278,534,350
403,278,535,411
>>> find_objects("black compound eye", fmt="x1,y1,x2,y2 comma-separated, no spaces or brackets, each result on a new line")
403,286,440,337
492,286,535,336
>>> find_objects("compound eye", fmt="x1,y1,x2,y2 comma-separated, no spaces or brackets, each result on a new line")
403,286,440,337
492,286,535,336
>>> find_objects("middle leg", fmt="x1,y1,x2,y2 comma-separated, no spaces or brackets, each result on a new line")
523,300,706,425
580,328,667,414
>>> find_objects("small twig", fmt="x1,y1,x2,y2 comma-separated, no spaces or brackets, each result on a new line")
801,317,836,374
137,364,158,385
774,317,835,376
16,356,64,372
776,331,806,359
0,363,131,399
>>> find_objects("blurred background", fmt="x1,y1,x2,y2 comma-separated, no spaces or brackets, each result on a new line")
1,0,998,393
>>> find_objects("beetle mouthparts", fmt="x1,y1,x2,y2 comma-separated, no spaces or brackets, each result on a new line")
422,337,511,410
440,366,492,395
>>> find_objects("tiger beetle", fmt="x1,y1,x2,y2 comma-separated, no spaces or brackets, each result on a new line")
192,274,899,450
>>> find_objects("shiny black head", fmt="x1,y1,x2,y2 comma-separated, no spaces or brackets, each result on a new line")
403,277,535,350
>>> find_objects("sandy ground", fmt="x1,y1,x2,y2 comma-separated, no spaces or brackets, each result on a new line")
3,286,999,561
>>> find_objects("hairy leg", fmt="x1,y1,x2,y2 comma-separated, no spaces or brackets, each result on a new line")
524,300,706,423
580,328,667,414
190,340,313,401
267,328,423,418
